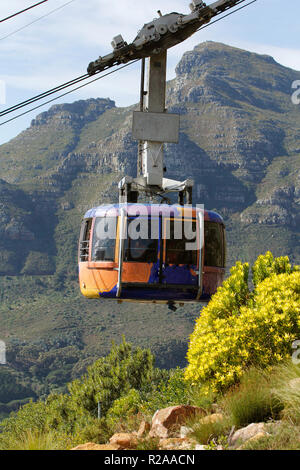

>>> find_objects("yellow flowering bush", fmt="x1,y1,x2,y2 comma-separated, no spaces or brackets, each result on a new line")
185,253,300,393
252,251,295,287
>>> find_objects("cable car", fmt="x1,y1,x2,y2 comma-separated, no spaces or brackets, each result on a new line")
78,203,225,305
79,3,237,306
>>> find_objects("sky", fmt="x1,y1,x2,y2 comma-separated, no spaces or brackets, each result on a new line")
0,0,299,145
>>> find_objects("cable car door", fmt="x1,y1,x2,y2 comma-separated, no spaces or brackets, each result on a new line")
120,215,161,291
161,216,202,292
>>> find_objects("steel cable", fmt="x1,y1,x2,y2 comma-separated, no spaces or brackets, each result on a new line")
0,60,140,126
0,1,48,24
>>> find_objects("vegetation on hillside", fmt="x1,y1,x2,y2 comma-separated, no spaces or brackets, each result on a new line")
0,43,300,417
1,252,299,450
0,275,193,420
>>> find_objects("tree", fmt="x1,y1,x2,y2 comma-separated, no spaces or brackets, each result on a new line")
68,337,154,415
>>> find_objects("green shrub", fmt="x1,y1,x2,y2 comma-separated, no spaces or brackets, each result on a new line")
185,253,300,393
220,367,282,428
142,368,191,413
0,400,47,438
0,339,155,449
72,417,112,445
106,389,142,431
185,385,216,412
0,429,77,451
68,337,154,416
136,437,160,450
44,393,87,434
0,399,65,450
271,361,300,424
188,417,232,446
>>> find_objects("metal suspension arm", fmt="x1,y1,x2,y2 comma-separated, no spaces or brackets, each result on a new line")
87,0,253,204
87,0,248,75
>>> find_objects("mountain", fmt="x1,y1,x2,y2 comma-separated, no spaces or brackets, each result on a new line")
0,42,299,414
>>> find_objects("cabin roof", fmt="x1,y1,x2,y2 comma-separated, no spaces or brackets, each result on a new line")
84,203,224,224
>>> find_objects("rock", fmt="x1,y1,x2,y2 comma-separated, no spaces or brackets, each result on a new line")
159,438,195,450
109,433,138,450
137,420,151,438
237,431,268,450
180,426,193,438
149,405,205,439
230,423,268,448
199,413,224,425
195,444,208,450
71,442,119,451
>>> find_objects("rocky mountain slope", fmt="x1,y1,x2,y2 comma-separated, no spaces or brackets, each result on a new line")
0,41,299,411
0,42,299,277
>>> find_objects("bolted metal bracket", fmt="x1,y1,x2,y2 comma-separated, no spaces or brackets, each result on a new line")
118,51,194,205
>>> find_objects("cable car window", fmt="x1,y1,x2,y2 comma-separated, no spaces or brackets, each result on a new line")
204,222,225,268
79,219,92,262
124,217,159,263
165,218,197,265
92,217,117,262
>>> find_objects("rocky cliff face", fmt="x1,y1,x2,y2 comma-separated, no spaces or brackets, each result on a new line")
0,41,299,276
166,42,300,239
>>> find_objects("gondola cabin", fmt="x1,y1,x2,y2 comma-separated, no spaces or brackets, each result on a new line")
78,204,225,304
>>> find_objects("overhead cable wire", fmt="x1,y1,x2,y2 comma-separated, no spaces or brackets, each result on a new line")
0,1,48,23
0,0,259,125
196,0,257,33
0,0,77,41
0,60,140,126
0,72,90,117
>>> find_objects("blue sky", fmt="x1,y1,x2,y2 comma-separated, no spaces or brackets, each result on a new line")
0,0,299,145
